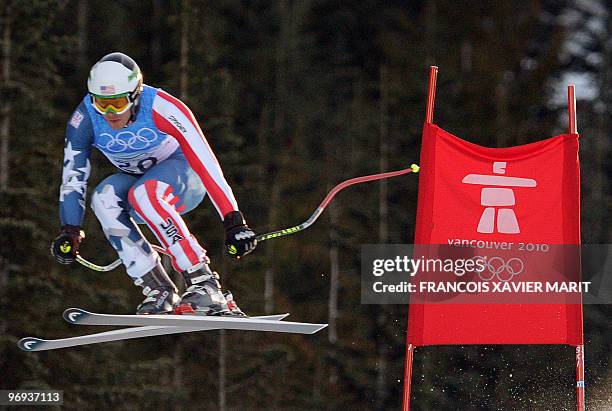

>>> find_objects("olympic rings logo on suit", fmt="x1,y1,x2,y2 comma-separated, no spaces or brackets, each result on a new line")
478,256,524,282
98,128,159,153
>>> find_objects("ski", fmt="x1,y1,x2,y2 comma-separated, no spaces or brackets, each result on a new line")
63,308,327,334
18,314,289,352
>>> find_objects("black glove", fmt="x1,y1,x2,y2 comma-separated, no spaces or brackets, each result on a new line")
223,211,257,259
51,225,85,265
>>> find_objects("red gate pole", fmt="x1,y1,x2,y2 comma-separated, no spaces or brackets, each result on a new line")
425,66,438,124
567,84,585,411
568,84,584,411
403,66,439,411
568,84,577,134
576,345,585,411
402,344,415,411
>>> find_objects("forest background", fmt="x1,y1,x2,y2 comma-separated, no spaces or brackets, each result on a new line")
0,1,610,410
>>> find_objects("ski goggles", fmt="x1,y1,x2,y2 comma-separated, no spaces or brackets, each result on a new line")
91,94,132,115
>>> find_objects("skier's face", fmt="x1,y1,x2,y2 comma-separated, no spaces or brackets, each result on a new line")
103,110,131,130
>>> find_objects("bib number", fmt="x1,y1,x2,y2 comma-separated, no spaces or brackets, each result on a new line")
116,157,158,173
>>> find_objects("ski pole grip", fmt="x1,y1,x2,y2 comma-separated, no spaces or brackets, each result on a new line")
58,240,73,256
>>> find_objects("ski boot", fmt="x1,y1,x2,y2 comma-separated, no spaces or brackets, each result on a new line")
223,291,248,317
175,262,231,316
134,262,180,315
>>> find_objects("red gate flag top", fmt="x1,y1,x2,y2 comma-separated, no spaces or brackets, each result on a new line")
407,123,583,346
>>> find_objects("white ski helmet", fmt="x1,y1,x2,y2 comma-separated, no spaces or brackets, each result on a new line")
87,52,143,115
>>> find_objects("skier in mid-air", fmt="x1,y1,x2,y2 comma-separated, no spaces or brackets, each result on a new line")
50,52,257,316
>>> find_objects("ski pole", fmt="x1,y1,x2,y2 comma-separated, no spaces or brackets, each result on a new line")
76,164,419,271
256,163,420,241
76,245,168,272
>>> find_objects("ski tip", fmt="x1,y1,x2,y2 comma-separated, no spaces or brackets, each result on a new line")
260,313,290,321
63,308,91,324
309,324,329,334
18,337,44,352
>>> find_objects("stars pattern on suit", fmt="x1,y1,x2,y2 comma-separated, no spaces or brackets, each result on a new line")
60,141,91,209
